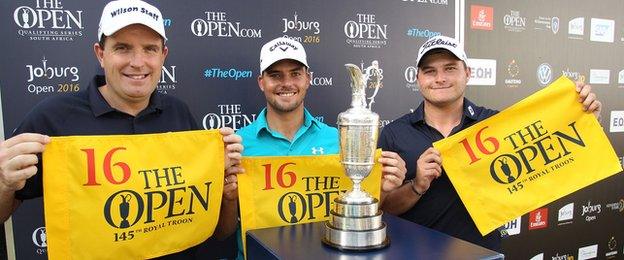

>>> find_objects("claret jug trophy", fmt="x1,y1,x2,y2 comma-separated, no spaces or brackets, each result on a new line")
322,62,389,250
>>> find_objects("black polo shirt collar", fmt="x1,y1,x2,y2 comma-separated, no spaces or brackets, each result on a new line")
88,75,163,117
409,98,484,126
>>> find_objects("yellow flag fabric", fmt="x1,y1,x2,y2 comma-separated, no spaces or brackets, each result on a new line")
43,130,225,260
433,76,623,235
238,151,382,257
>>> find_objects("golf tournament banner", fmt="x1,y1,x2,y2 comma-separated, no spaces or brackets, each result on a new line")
238,151,382,255
42,130,225,259
434,76,623,235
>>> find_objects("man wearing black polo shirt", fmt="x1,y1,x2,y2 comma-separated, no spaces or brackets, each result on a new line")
0,1,241,259
378,35,602,252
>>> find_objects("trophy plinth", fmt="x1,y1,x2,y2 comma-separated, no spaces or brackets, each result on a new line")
322,63,389,251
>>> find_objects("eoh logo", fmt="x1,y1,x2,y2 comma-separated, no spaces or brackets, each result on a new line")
501,217,521,236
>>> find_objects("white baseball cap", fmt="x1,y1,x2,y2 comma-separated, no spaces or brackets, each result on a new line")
415,35,467,67
259,37,308,73
98,0,167,42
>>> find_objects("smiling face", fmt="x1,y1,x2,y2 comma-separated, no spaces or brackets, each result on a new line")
258,59,310,114
417,49,471,108
94,24,168,113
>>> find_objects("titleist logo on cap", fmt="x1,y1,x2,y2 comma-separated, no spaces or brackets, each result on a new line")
420,38,458,54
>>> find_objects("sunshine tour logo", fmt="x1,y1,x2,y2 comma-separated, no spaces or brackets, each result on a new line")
263,163,346,224
460,120,586,195
81,147,213,241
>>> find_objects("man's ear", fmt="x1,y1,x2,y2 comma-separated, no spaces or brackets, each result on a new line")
94,43,105,68
257,74,265,92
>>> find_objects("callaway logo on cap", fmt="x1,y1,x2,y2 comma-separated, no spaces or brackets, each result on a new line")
259,37,309,73
415,35,467,67
98,0,167,41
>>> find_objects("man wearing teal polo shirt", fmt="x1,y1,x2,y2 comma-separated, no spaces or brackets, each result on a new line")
234,37,407,259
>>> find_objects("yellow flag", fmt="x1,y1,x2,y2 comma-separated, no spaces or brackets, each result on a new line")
433,76,622,235
238,151,382,257
43,130,225,260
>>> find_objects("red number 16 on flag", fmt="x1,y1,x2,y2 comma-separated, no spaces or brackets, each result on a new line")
82,147,131,186
459,126,500,165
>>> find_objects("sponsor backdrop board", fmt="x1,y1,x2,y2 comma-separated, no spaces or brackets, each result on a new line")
466,1,624,259
0,0,454,259
0,0,622,259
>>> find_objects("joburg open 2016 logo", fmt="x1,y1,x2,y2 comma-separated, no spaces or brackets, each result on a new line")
25,56,80,95
13,0,84,41
460,119,586,195
281,11,321,44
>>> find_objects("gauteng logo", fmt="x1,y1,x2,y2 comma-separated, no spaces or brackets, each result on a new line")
344,13,388,48
504,59,522,88
14,0,84,41
191,11,262,38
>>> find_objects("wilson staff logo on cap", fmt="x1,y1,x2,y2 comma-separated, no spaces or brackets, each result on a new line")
98,0,167,41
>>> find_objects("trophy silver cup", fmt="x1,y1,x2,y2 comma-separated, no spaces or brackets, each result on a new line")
322,62,389,250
